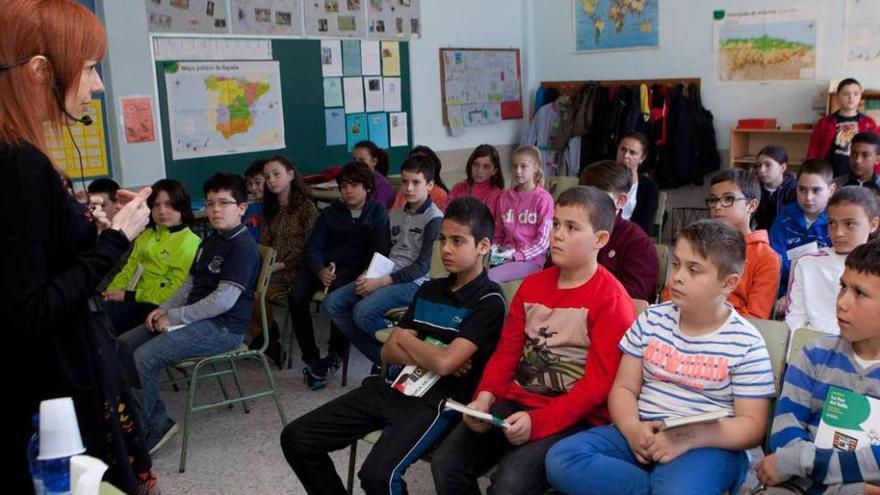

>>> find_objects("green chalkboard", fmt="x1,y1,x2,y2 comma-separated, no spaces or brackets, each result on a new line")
155,39,412,198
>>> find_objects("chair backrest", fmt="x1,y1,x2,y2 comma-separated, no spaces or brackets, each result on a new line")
387,174,402,190
255,245,277,352
654,243,669,303
746,317,790,396
652,191,667,241
548,176,579,201
787,327,827,364
499,279,523,310
429,240,447,279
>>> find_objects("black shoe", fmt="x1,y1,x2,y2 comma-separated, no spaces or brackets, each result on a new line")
147,419,179,455
319,353,343,377
303,360,328,391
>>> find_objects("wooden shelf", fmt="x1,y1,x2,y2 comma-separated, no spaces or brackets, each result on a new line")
728,128,811,172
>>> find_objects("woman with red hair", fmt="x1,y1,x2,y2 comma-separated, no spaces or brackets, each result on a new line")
0,1,159,493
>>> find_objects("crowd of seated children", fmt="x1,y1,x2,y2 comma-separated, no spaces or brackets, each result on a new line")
390,145,450,211
250,155,319,361
770,159,835,288
291,161,389,390
280,197,506,495
579,160,659,302
616,131,660,236
753,145,797,231
243,158,266,242
119,173,260,453
352,140,395,209
807,78,878,178
785,186,879,335
834,131,880,192
489,145,554,283
448,143,505,214
324,154,443,367
431,186,635,495
102,179,200,334
547,219,775,495
757,239,880,494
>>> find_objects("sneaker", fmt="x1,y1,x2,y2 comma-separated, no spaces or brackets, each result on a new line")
302,360,328,391
147,419,179,455
319,353,343,377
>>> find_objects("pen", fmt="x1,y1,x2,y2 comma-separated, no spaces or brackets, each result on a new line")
323,262,336,295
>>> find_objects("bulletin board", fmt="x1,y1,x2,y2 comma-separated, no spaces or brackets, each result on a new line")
439,48,522,128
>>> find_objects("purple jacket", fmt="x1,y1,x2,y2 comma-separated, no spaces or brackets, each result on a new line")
372,172,395,209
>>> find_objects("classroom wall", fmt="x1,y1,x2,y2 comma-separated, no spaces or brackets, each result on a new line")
526,0,880,151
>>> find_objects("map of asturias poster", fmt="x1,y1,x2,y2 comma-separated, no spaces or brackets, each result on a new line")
573,0,659,52
714,7,817,82
165,61,285,160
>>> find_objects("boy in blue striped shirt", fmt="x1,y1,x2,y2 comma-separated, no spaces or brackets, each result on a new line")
546,220,776,495
756,238,880,494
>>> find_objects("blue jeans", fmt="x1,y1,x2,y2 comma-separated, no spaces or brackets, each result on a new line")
323,280,419,364
545,425,749,495
118,320,243,432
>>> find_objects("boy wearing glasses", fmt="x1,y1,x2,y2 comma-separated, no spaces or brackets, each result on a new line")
704,169,781,318
119,173,260,453
770,160,835,288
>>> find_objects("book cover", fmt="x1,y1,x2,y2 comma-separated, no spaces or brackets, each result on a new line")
391,337,446,397
815,386,880,452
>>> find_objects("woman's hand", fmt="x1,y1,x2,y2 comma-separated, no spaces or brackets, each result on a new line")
88,195,111,233
110,187,152,241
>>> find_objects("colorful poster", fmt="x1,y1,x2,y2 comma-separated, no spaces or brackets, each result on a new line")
44,100,109,178
305,0,365,37
320,39,343,77
462,103,502,127
120,96,156,144
367,0,421,39
229,0,303,36
845,0,880,64
389,111,408,147
346,113,368,151
441,49,522,133
364,76,384,112
343,76,365,113
381,41,400,76
164,61,285,160
367,113,389,149
573,0,659,52
325,108,346,145
714,6,818,82
361,40,381,75
383,77,401,112
323,77,344,107
342,40,362,75
145,0,230,34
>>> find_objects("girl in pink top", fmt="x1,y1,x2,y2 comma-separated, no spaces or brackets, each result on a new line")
489,145,554,283
449,144,505,217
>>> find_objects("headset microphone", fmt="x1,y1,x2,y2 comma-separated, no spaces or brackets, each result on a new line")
64,109,93,126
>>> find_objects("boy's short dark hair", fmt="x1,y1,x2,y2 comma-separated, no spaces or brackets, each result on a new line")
149,178,194,226
678,219,746,278
337,161,375,193
579,160,633,194
400,154,436,183
204,173,248,203
851,132,880,153
88,178,120,200
797,159,834,185
845,238,880,277
244,159,267,178
443,197,495,246
711,168,760,202
556,186,617,234
837,78,861,93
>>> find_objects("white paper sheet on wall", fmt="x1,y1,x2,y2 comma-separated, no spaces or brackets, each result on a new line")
343,77,365,113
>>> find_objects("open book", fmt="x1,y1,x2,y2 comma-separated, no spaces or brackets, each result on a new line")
366,252,396,279
660,410,730,431
816,386,880,452
390,337,446,397
443,399,511,429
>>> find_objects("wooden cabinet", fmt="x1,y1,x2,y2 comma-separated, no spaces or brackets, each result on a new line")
728,128,812,173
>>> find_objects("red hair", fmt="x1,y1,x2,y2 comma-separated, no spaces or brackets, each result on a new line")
0,0,106,151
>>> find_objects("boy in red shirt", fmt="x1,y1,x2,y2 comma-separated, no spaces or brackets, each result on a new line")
431,186,636,495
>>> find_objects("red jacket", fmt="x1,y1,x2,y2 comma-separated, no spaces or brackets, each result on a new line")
475,265,635,440
806,112,878,161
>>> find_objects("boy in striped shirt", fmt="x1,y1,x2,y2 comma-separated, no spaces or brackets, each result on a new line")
756,239,880,494
546,220,776,495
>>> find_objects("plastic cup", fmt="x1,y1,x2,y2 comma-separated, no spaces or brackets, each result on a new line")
38,397,86,460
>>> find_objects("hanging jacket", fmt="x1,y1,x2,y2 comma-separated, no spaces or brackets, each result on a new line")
688,83,721,182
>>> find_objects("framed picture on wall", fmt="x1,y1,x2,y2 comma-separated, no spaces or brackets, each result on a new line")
572,0,659,53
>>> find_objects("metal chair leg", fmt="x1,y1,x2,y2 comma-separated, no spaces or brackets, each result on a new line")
347,441,358,494
341,342,350,387
166,367,180,392
179,360,202,473
210,362,232,408
258,354,287,425
228,358,250,414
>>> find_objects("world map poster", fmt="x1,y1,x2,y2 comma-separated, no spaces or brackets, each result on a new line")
165,61,285,160
573,0,659,52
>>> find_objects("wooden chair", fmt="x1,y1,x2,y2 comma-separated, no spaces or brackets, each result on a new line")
166,245,287,472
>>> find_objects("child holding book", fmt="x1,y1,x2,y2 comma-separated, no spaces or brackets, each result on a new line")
280,197,505,494
488,145,554,283
770,159,835,287
431,186,636,495
756,238,880,494
448,144,505,214
785,186,879,335
754,145,797,231
546,220,776,495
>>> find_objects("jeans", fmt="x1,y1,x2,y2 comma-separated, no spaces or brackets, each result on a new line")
544,425,749,495
118,319,243,433
323,280,419,364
